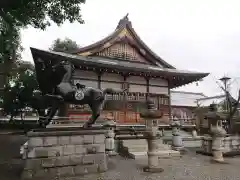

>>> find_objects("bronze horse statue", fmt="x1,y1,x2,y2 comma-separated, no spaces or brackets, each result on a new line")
34,58,126,127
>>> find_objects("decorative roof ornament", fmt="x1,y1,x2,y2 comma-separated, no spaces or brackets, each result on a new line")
116,13,132,29
124,13,129,20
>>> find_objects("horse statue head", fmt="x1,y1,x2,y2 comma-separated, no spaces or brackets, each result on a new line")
34,58,67,95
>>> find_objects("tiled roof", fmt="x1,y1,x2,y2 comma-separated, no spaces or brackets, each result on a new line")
30,47,209,89
71,14,175,68
171,91,206,107
196,95,226,107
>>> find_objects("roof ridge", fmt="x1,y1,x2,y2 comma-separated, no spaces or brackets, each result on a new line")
197,94,225,101
70,14,179,69
171,90,206,96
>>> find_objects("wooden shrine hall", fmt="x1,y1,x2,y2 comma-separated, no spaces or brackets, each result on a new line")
31,14,209,124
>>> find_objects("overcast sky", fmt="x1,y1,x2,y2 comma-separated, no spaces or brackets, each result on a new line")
20,0,240,97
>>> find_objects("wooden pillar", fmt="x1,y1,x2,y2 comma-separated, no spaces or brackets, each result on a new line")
146,77,150,93
123,74,128,123
168,79,172,122
58,103,68,117
146,76,150,100
97,71,102,89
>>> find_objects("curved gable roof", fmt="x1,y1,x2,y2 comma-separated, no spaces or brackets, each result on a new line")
72,14,175,69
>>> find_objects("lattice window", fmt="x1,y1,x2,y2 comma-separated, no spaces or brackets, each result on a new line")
96,43,140,61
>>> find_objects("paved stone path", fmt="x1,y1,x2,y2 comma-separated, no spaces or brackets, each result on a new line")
0,134,27,180
2,134,240,180
64,153,240,180
64,149,240,180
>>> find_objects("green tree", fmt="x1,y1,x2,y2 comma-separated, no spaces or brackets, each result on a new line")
0,61,38,120
0,0,86,85
50,38,80,53
1,0,86,119
1,0,85,60
0,0,85,30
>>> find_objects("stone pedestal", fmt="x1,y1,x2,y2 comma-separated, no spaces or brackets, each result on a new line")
171,118,183,151
144,130,164,173
21,128,107,179
140,99,164,173
103,119,117,156
192,129,198,137
204,103,227,163
211,126,226,163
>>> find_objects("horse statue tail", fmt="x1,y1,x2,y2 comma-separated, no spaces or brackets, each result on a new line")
102,88,127,96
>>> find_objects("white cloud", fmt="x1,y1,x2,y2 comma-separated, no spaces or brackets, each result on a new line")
20,0,240,97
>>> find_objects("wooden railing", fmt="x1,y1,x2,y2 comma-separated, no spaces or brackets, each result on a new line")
69,93,169,110
67,92,170,123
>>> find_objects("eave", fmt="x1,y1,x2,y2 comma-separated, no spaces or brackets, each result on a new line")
30,47,209,89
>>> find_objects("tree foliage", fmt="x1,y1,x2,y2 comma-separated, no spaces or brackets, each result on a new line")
0,61,39,119
0,0,85,63
0,24,22,64
0,0,85,30
50,38,80,53
0,0,86,119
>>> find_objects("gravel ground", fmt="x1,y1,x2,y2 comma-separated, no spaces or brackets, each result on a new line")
65,154,240,180
1,134,240,180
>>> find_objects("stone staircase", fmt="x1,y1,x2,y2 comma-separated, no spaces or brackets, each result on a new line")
118,139,180,159
163,130,202,148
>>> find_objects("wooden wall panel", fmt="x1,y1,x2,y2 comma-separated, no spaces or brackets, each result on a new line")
149,77,168,86
129,84,147,93
101,81,122,90
126,76,146,84
73,70,97,80
73,79,98,88
101,72,124,82
149,86,169,95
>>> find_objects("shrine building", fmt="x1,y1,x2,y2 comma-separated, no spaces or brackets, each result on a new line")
30,15,209,124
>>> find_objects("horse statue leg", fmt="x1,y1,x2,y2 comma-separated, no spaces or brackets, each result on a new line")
44,102,60,126
84,97,105,128
38,109,47,127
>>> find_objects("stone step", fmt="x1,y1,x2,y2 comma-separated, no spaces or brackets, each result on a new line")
122,139,147,146
119,139,178,159
128,150,181,159
164,130,193,138
129,152,147,159
183,140,202,148
121,140,172,150
128,147,148,152
127,145,172,153
158,144,172,150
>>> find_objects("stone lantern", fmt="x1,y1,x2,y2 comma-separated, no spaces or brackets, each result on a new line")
140,99,164,173
205,103,227,163
103,112,117,156
170,116,183,151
